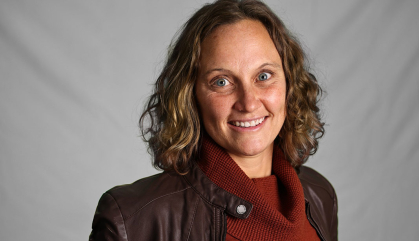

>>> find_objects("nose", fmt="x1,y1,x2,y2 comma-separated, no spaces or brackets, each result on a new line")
233,84,262,112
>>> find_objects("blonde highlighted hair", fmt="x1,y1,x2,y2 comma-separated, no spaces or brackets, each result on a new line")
140,0,324,174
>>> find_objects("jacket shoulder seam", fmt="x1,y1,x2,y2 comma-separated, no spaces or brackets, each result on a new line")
122,186,192,220
186,197,200,241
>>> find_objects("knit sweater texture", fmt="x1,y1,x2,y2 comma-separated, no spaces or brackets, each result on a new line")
197,136,320,241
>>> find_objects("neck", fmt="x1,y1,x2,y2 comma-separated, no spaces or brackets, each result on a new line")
228,144,274,179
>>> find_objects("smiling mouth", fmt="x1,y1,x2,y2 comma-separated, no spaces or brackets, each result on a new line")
230,117,266,128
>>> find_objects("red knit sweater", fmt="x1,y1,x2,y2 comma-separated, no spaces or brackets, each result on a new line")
198,136,320,241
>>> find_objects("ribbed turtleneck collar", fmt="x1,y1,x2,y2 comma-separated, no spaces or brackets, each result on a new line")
197,135,312,241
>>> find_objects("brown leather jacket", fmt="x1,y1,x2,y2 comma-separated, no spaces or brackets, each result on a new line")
89,164,338,241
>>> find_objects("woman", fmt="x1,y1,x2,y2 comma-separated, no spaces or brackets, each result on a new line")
90,0,337,240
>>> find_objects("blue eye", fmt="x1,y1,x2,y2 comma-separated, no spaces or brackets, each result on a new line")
258,72,271,81
215,78,229,86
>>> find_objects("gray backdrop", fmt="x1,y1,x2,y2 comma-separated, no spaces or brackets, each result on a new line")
1,0,418,240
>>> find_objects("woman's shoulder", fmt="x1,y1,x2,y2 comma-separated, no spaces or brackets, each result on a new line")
298,165,336,198
89,172,194,240
103,171,191,213
298,166,338,241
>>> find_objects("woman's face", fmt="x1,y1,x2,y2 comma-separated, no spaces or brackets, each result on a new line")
195,19,286,160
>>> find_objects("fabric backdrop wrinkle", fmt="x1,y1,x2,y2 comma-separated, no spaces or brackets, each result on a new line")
1,0,418,240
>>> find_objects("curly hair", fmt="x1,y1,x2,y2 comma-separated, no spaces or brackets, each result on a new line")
139,0,324,174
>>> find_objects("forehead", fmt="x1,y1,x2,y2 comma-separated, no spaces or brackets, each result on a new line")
199,19,281,70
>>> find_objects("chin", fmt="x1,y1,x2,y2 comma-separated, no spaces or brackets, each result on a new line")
229,141,271,158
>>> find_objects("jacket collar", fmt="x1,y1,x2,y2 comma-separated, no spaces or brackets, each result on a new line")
183,163,318,219
182,162,253,219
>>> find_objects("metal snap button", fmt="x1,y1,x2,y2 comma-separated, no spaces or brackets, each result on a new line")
236,204,246,214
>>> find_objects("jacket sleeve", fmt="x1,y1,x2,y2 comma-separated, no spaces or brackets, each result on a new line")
89,192,128,241
330,185,338,241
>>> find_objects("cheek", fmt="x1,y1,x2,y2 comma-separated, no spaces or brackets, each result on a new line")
264,86,286,113
201,96,231,125
196,92,231,130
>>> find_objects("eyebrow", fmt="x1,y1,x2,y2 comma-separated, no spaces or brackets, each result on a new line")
259,62,282,69
202,62,282,77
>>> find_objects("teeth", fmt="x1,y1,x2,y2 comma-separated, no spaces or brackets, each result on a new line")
231,117,265,128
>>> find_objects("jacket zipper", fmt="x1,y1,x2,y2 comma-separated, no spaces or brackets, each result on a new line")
306,199,326,241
